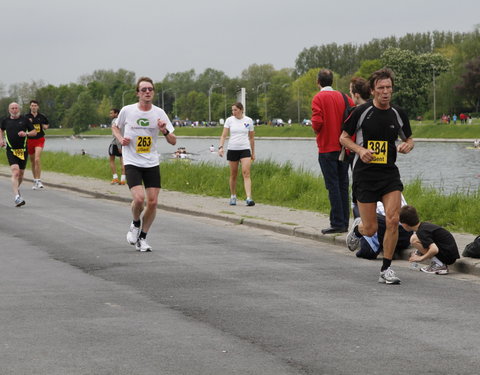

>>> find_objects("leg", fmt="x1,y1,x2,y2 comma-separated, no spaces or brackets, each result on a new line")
129,185,145,222
240,157,252,198
228,161,239,196
357,202,378,237
10,164,21,195
109,155,117,175
381,190,402,261
140,187,160,233
338,160,350,228
409,233,427,254
33,147,43,179
318,152,348,229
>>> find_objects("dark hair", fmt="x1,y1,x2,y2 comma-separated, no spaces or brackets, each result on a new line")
232,102,244,111
136,76,154,92
317,69,333,87
399,205,420,227
350,77,370,100
368,68,395,90
30,100,39,105
110,108,120,114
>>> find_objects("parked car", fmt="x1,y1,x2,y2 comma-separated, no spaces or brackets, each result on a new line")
301,119,312,126
271,118,284,126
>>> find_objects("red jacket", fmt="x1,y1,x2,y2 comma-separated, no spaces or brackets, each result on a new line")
311,88,354,153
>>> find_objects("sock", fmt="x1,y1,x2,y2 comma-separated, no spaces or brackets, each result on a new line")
113,174,118,179
139,231,147,239
246,196,251,200
353,225,362,238
133,219,141,228
432,256,444,266
121,175,126,182
381,258,392,272
231,195,236,198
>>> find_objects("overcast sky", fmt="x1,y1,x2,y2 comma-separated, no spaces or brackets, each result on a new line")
1,0,479,88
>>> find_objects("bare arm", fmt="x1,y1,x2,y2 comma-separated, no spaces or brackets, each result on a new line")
218,127,229,157
157,120,176,146
249,131,255,161
339,130,375,163
397,137,414,154
112,124,130,146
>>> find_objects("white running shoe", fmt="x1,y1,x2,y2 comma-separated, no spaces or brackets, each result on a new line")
378,267,401,284
37,180,44,189
15,196,25,207
32,181,38,190
126,222,140,245
346,217,362,252
135,238,152,252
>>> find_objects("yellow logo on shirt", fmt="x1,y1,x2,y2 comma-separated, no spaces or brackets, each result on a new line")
11,149,25,160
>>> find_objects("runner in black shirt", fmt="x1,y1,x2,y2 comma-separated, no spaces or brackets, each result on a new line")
340,68,414,284
0,102,37,206
26,100,49,189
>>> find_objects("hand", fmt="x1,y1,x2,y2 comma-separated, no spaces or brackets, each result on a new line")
359,148,375,163
157,119,167,133
218,149,224,158
251,152,255,161
121,136,131,146
397,141,414,154
409,252,422,263
19,131,27,137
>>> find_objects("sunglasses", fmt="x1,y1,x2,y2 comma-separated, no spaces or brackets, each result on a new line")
139,87,154,92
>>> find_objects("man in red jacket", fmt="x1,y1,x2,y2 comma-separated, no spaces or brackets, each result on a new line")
311,69,354,234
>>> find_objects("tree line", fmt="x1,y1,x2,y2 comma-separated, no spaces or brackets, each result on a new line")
0,27,478,133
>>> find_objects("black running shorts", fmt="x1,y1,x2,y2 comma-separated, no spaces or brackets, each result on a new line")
353,178,403,203
227,149,251,162
125,165,161,189
6,148,28,170
108,143,122,157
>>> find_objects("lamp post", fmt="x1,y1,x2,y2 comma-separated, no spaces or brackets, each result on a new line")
262,82,270,123
208,83,221,123
122,89,135,107
161,88,176,117
221,87,227,120
432,65,437,124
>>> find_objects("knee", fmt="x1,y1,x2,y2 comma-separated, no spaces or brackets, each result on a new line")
410,233,421,247
146,196,158,209
242,169,251,179
361,221,378,237
385,213,399,231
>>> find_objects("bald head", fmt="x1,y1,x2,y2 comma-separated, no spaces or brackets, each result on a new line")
8,102,20,119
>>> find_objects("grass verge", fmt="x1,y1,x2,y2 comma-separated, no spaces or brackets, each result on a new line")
1,150,479,234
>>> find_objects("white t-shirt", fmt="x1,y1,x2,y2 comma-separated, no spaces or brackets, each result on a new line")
116,103,174,168
224,115,254,150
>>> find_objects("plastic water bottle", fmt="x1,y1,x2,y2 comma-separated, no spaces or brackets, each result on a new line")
410,262,420,270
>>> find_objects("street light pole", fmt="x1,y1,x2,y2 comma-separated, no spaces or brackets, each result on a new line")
297,86,301,124
432,66,437,124
208,83,220,123
262,82,270,123
122,89,134,107
222,87,227,120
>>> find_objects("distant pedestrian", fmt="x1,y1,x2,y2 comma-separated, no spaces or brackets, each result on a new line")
112,77,176,252
0,102,37,206
312,68,355,234
26,100,49,190
218,102,255,206
452,114,457,124
108,108,126,185
399,205,459,275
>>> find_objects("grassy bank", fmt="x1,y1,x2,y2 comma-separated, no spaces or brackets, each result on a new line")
47,123,480,139
1,150,479,234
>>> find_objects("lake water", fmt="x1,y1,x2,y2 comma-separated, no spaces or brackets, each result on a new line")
46,136,480,194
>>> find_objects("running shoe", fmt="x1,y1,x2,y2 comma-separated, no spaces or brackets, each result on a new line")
119,180,126,185
421,262,449,275
135,238,152,252
37,180,44,189
126,222,141,245
15,196,25,207
246,198,255,206
346,217,362,252
378,267,401,284
32,181,38,190
111,178,119,185
229,197,237,206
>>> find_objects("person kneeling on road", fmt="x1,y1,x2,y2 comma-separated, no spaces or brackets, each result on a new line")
399,205,459,275
353,198,412,260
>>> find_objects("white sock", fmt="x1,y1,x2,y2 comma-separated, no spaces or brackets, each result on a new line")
231,195,236,198
113,174,118,179
121,175,126,182
432,257,444,266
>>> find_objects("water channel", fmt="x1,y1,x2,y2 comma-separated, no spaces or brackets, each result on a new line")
45,136,480,194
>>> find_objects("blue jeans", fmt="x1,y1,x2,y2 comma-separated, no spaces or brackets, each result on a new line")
318,152,350,228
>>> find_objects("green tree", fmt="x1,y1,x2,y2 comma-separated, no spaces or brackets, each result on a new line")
65,91,99,134
456,56,480,112
381,48,450,117
354,59,383,79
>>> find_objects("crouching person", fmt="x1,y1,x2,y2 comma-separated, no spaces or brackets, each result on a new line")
399,205,460,275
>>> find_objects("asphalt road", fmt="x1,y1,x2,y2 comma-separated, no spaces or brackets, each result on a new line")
1,180,480,375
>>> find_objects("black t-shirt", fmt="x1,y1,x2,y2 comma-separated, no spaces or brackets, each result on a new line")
1,116,34,149
343,102,412,182
416,222,460,265
25,112,49,139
